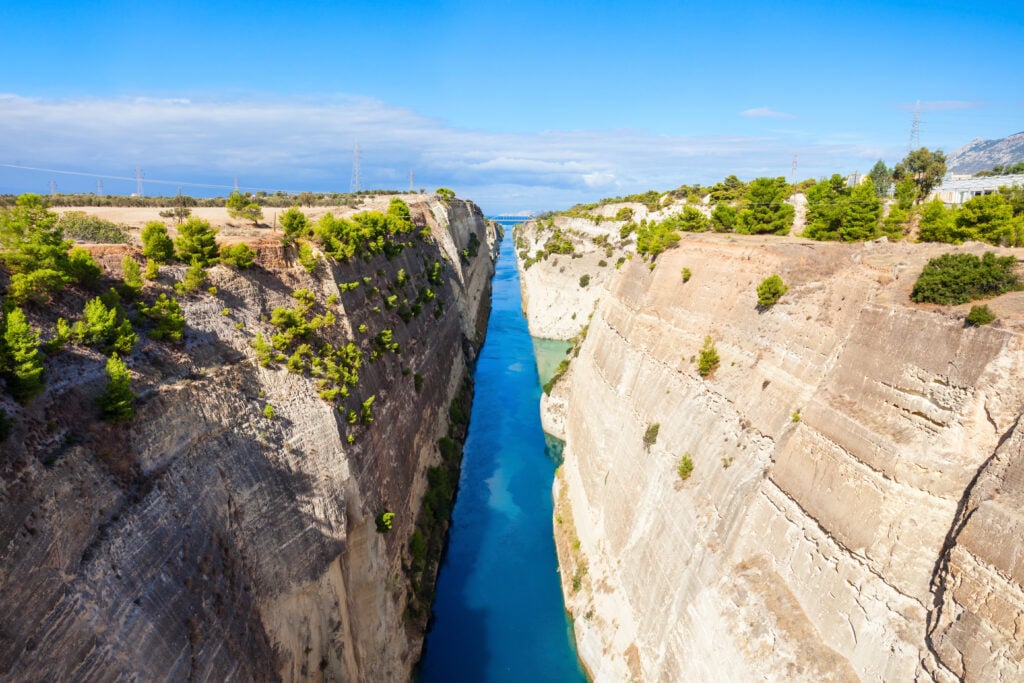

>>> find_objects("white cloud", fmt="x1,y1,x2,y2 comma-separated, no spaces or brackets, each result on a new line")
0,94,889,212
740,107,796,120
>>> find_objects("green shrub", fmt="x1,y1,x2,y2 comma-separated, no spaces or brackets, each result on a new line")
98,354,134,421
263,404,275,419
1,307,45,402
221,242,256,269
176,262,207,294
643,423,660,448
911,252,1021,305
57,211,129,243
579,273,590,287
141,221,175,263
72,295,136,355
174,217,219,266
280,206,310,240
120,255,143,299
677,453,694,480
144,259,160,281
375,511,395,533
66,247,102,287
756,274,788,307
139,294,185,342
966,304,996,326
297,242,317,272
697,336,720,377
681,267,691,282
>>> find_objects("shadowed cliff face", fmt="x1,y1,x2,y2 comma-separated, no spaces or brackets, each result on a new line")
519,225,1024,682
0,196,498,681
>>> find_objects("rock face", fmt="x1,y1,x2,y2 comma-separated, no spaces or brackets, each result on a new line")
522,229,1024,682
947,131,1024,175
0,196,498,681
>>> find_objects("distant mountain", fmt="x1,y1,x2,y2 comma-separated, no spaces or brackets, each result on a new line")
947,131,1024,174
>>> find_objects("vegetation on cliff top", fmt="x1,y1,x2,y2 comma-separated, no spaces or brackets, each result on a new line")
911,252,1021,305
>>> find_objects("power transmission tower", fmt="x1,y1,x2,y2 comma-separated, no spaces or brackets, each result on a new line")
409,168,414,193
97,179,103,196
791,154,798,183
135,167,144,196
908,100,921,151
350,144,362,193
49,179,57,195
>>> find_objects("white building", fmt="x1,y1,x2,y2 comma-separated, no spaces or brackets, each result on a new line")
930,174,1024,206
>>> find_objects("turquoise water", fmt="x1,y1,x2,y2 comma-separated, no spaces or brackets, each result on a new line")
416,242,587,682
531,337,573,386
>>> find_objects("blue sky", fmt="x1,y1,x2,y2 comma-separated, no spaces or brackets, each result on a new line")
0,0,1021,213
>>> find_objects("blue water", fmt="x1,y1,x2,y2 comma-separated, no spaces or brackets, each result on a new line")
416,242,587,682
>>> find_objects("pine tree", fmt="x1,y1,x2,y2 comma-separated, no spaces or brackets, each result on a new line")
174,217,219,267
1,307,45,402
121,254,143,299
841,182,882,241
141,221,175,263
99,354,134,420
736,177,794,235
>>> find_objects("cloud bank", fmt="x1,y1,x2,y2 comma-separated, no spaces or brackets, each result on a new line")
0,94,889,212
740,107,796,120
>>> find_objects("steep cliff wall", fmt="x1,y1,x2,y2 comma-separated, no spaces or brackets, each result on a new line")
522,230,1024,682
0,196,498,681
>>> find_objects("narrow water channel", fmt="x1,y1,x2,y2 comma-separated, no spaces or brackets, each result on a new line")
416,241,587,682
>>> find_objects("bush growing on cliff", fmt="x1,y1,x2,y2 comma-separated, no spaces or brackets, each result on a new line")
72,295,136,355
221,242,256,269
643,423,660,449
1,307,45,402
677,453,694,480
98,354,134,421
174,217,219,267
911,252,1021,304
756,274,788,307
636,219,681,258
119,255,143,299
139,294,185,342
966,304,997,326
579,273,590,287
280,206,310,241
141,222,175,263
697,336,720,377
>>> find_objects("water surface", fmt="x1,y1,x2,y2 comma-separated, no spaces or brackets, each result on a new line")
417,243,586,682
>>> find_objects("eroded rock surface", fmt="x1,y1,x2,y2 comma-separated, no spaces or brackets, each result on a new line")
523,227,1024,682
0,196,497,681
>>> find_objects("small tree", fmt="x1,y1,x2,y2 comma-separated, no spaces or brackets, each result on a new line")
120,255,143,299
697,336,720,377
436,188,456,205
736,177,794,235
894,147,947,203
141,221,176,263
757,274,788,307
99,354,134,421
139,294,185,341
174,217,219,267
1,307,45,402
144,258,160,281
867,160,892,198
280,206,310,240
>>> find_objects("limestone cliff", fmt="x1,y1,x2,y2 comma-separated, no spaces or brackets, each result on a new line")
521,228,1024,682
0,196,498,681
